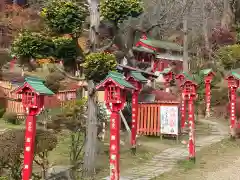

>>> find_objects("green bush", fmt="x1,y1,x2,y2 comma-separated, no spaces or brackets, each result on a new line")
216,44,240,70
41,0,87,34
3,112,19,125
11,31,54,62
0,176,8,180
83,52,117,83
100,0,143,24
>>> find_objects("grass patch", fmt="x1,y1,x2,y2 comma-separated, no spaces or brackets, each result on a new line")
0,119,24,130
154,138,240,180
176,159,196,171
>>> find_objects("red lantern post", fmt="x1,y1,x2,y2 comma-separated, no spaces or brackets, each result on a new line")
181,80,197,161
13,77,54,180
96,72,135,180
160,68,174,92
226,72,240,138
176,72,193,132
126,71,148,153
200,69,215,117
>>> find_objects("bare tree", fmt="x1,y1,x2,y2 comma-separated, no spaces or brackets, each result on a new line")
83,0,99,178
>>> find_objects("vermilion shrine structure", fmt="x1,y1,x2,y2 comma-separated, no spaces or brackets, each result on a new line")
125,71,148,152
200,69,215,117
226,72,240,138
13,77,54,180
134,35,183,73
181,80,198,161
96,71,136,180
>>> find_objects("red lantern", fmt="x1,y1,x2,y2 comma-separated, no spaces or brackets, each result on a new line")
181,80,197,162
96,72,135,180
126,71,148,153
203,71,215,117
226,73,240,138
13,77,54,180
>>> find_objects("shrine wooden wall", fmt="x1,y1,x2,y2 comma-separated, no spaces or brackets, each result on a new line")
137,102,180,136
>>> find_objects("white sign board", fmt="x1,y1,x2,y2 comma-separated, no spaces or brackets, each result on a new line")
160,106,179,135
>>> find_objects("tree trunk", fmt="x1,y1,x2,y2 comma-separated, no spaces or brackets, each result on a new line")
83,0,100,178
221,0,234,30
183,0,189,72
83,81,98,177
202,0,211,61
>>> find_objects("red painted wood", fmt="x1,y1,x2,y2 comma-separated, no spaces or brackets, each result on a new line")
22,108,38,180
109,110,120,180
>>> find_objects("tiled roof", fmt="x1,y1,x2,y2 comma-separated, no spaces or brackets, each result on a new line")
130,71,148,83
200,68,213,76
133,46,156,54
160,68,172,74
140,38,183,52
107,71,135,89
97,71,135,90
25,77,54,95
228,71,240,80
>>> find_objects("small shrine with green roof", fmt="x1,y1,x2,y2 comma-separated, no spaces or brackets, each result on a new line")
134,34,183,73
13,77,54,113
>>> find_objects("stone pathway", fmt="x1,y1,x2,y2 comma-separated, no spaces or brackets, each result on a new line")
104,119,228,180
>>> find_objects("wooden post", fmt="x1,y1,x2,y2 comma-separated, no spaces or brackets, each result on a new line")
188,96,196,162
230,87,237,138
22,108,37,180
131,91,138,153
181,96,186,132
109,108,120,180
205,81,211,117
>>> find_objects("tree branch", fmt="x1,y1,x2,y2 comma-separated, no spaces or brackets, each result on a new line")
53,64,85,81
96,36,116,52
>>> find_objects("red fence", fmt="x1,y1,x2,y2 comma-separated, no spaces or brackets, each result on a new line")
137,102,180,136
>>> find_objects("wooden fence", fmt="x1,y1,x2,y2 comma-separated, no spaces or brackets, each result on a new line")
137,102,180,136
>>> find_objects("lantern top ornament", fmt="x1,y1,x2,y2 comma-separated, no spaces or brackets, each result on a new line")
180,79,198,88
226,71,240,80
160,68,172,75
176,71,193,81
96,71,135,90
200,68,215,77
14,77,54,95
129,71,148,83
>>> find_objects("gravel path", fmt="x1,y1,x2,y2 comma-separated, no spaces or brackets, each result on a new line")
205,157,240,180
104,119,228,180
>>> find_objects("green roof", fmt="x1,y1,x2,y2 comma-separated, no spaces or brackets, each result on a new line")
132,46,155,54
140,38,183,52
229,71,240,80
130,71,148,83
25,77,54,95
160,68,172,74
101,71,135,89
200,68,213,76
182,72,193,81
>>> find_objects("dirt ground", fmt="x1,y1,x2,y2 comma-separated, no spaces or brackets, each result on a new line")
156,138,240,180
